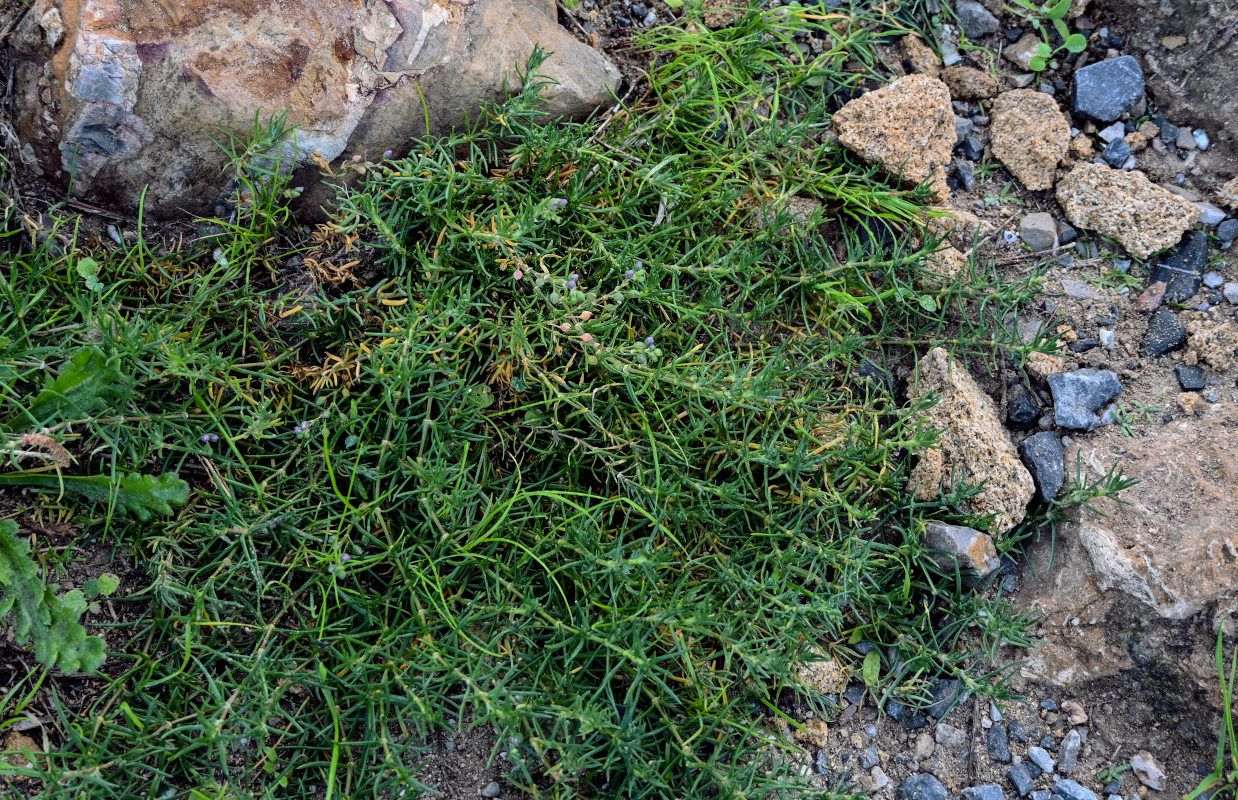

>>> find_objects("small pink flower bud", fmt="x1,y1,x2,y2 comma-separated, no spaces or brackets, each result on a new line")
513,270,524,280
580,311,593,321
560,323,571,332
581,333,594,343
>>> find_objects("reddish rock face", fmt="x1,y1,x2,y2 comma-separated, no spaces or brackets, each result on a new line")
13,0,620,215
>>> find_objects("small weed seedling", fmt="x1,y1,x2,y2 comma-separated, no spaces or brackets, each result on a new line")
1112,402,1162,437
1003,0,1088,71
1097,762,1132,786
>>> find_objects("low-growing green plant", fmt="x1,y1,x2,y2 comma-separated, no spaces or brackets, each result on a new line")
0,347,189,518
1003,0,1088,71
0,520,121,675
0,346,187,673
1110,402,1162,438
1096,761,1131,786
1186,631,1237,800
0,6,1100,798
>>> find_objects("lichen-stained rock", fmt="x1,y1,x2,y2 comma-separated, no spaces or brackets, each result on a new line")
833,74,955,186
989,90,1070,191
909,348,1034,534
1056,163,1201,259
12,0,620,216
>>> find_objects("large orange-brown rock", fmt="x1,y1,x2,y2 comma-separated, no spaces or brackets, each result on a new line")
12,0,620,215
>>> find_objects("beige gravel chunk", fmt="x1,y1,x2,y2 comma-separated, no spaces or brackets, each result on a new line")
990,90,1071,191
1026,351,1071,381
941,66,999,100
701,0,743,28
899,33,942,78
1218,176,1238,210
833,74,954,185
1056,162,1201,259
908,348,1034,534
1186,316,1238,372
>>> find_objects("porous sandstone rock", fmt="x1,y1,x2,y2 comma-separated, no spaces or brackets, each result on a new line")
1218,177,1238,210
1056,163,1202,259
908,348,1034,533
12,0,620,216
1186,315,1238,372
899,34,942,77
924,206,987,250
990,90,1070,191
1070,134,1094,158
941,66,999,100
1026,350,1072,381
833,74,954,186
701,0,743,29
917,243,971,288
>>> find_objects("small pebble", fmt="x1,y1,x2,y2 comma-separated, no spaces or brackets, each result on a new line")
1198,203,1227,227
1008,763,1035,797
885,699,909,721
898,773,949,800
1216,218,1237,249
1194,129,1210,150
956,161,977,191
1098,122,1125,143
1224,283,1238,304
1099,329,1115,349
481,782,502,798
1204,272,1224,289
1102,138,1130,168
963,785,1006,800
988,724,1013,763
1058,729,1082,774
1062,278,1096,299
1027,746,1056,773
